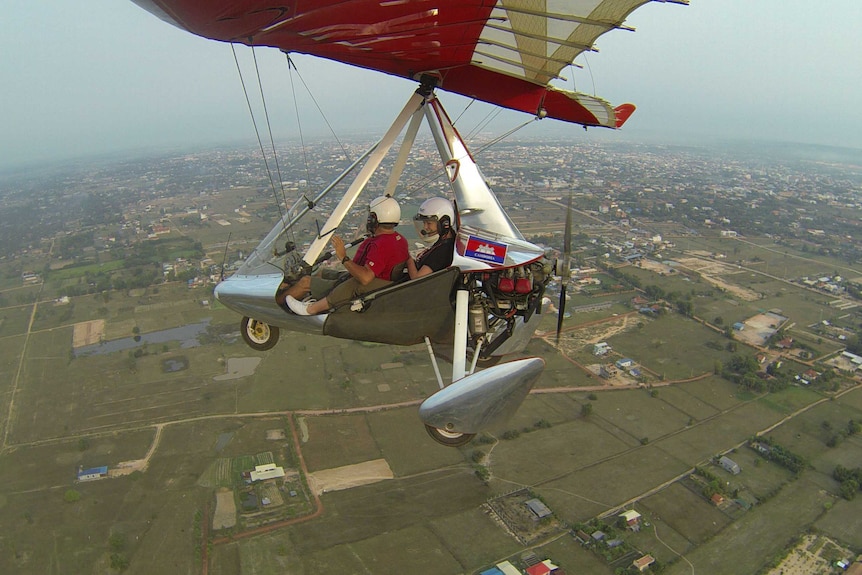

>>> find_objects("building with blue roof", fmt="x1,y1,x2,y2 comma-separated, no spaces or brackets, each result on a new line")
77,466,108,481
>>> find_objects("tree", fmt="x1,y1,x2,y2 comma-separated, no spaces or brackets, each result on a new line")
64,489,81,503
839,479,858,500
110,553,130,571
581,403,593,417
109,532,126,552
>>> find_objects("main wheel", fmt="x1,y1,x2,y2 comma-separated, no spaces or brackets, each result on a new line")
476,355,502,368
240,317,279,351
424,425,475,447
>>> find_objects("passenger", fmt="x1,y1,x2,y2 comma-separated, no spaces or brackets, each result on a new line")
285,195,408,316
407,197,456,279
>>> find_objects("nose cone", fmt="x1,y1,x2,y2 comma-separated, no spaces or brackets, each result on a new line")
213,273,285,320
419,357,544,434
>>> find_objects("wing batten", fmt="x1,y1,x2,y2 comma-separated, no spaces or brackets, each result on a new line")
132,0,686,127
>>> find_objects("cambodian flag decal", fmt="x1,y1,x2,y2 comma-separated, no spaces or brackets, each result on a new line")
465,235,507,264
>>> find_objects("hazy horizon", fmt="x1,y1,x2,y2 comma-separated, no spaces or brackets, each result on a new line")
3,0,861,172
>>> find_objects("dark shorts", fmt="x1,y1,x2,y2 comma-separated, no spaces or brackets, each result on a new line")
311,273,392,309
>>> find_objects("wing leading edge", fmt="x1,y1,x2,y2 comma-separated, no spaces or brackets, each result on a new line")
132,0,686,128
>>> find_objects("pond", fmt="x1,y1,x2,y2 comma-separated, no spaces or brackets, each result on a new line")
73,319,212,357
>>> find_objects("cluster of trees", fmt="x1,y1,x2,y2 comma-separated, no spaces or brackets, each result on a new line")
833,465,862,500
718,354,800,393
499,419,553,440
824,419,862,448
601,264,700,317
694,466,737,500
751,437,806,475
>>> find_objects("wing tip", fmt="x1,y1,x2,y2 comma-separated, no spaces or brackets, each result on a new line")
614,104,636,129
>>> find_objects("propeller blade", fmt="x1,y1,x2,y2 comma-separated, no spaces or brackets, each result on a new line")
556,283,567,345
556,194,573,345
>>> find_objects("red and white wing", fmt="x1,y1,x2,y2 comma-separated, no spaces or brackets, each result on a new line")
132,0,685,128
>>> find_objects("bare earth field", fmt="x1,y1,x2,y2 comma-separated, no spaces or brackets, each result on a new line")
307,458,394,495
675,256,762,301
213,487,238,529
72,319,104,347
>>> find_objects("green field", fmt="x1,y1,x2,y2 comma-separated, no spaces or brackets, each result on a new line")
2,216,862,575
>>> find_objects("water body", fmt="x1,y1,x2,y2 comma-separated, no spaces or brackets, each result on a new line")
73,319,212,357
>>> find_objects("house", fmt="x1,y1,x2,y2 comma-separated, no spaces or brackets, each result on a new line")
594,342,611,356
776,337,794,349
620,509,642,529
719,456,741,475
711,493,725,506
525,498,552,519
77,466,109,482
633,554,656,572
492,561,522,575
615,358,634,369
802,369,820,381
591,530,606,542
249,463,285,482
732,322,745,331
600,364,619,379
525,561,554,575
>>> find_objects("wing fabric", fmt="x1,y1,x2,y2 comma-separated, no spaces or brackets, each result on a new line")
132,0,685,128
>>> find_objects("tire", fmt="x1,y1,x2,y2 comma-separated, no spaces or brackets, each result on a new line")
424,425,475,447
476,355,502,368
240,317,279,351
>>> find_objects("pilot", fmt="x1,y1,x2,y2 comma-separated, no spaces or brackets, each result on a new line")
407,197,456,280
286,195,408,316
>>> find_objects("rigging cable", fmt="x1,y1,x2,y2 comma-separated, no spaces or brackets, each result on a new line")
284,54,353,164
396,116,538,199
451,98,476,127
284,55,312,189
463,106,504,142
250,43,289,210
582,52,597,97
230,43,285,223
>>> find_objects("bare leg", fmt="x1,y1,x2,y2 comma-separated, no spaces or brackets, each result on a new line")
305,298,331,315
276,276,311,306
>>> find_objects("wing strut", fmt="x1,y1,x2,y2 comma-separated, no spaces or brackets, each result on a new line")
556,194,573,345
301,89,428,267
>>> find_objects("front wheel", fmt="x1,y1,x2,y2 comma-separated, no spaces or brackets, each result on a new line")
424,425,475,447
240,317,279,351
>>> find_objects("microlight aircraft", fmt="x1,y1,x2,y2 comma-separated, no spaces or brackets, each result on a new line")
132,0,686,446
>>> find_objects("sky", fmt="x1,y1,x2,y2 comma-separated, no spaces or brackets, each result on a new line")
2,0,861,171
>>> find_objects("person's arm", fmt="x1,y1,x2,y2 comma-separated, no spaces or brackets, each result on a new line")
407,257,433,279
332,235,375,285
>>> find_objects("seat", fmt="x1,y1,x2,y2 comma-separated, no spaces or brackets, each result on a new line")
323,267,459,346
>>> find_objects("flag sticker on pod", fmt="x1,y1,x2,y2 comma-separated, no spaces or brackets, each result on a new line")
465,236,507,265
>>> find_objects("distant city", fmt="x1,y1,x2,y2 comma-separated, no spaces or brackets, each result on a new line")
1,136,861,299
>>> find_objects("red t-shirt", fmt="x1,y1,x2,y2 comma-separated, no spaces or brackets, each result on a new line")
353,232,409,280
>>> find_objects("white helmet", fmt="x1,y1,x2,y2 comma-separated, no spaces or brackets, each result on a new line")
367,195,401,230
413,197,455,244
